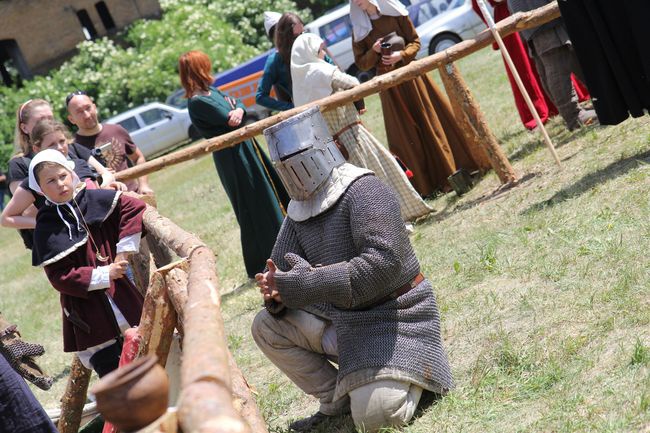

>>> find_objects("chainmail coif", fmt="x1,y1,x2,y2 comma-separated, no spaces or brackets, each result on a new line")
270,174,454,399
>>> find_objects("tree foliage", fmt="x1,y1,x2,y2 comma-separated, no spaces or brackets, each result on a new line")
0,0,311,170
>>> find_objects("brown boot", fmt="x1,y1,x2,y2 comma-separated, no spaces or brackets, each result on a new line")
0,313,53,390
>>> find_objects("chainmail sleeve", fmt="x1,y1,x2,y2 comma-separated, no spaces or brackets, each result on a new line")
275,176,416,310
269,218,305,271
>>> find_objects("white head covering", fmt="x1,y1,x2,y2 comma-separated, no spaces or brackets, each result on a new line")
28,149,80,200
264,11,282,36
349,0,408,42
291,33,338,107
28,149,83,240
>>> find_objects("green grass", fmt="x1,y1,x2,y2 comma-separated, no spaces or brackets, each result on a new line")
1,47,650,432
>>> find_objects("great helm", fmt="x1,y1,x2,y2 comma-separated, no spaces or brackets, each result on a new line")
263,106,345,201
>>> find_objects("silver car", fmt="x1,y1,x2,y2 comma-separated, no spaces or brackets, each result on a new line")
106,102,200,158
304,0,487,81
412,0,488,56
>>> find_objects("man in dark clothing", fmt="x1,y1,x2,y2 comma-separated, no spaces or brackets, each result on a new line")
0,354,57,433
66,92,153,194
507,0,597,130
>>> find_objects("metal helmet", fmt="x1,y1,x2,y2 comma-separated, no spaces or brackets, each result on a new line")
263,106,345,201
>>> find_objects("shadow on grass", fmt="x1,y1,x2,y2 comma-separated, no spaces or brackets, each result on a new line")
506,124,594,163
428,172,539,224
523,149,650,215
51,364,72,385
304,391,443,433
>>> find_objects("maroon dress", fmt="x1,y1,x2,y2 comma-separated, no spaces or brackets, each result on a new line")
33,190,146,352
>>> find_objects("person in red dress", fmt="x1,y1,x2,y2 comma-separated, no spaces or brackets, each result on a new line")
470,0,590,129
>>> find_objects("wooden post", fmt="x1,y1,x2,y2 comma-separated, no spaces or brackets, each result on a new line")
140,206,255,432
439,62,517,183
115,2,562,182
129,240,151,297
57,356,92,433
228,351,268,433
179,246,250,433
138,261,186,368
165,265,189,338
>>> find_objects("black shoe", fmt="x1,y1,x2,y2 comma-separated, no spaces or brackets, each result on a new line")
288,411,333,432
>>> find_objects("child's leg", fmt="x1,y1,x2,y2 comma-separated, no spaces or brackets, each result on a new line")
89,341,123,377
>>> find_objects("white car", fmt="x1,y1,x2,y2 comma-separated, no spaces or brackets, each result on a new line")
412,0,487,56
304,0,487,81
106,102,200,158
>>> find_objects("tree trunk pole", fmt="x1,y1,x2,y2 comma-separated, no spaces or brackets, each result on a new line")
178,246,250,433
138,261,185,368
165,265,189,338
439,62,517,183
228,350,268,433
57,355,92,433
115,2,562,182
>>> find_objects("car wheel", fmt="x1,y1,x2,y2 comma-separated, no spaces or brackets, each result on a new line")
188,125,201,141
429,33,462,55
347,64,375,83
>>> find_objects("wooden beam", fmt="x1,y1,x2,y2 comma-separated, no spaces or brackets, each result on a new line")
114,2,561,182
179,246,250,433
57,356,92,433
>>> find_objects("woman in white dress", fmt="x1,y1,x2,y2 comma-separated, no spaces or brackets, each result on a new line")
290,32,432,222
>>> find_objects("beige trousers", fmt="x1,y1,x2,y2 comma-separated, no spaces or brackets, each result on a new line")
251,308,423,431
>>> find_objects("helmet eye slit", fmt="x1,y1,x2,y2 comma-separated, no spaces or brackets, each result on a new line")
300,161,312,178
290,166,304,186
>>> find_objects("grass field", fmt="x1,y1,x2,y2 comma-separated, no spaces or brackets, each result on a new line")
1,47,649,432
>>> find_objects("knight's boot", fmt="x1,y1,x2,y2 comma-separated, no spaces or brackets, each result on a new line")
0,313,53,390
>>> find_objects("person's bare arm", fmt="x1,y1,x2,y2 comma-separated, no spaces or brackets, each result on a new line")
1,186,37,229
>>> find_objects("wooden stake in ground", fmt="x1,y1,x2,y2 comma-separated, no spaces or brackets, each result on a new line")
57,355,92,433
439,62,517,183
475,0,561,167
138,261,185,368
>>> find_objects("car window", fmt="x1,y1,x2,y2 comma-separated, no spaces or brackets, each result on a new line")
411,2,440,26
167,90,187,109
140,108,169,126
448,0,465,9
117,117,139,133
319,15,352,46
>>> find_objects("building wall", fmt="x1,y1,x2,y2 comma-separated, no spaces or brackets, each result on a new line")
0,0,160,75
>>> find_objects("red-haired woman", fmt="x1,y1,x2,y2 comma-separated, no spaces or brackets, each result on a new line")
178,50,289,279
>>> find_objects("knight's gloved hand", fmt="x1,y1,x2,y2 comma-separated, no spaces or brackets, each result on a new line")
0,323,53,390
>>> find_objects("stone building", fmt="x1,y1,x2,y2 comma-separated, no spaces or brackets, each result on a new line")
0,0,160,85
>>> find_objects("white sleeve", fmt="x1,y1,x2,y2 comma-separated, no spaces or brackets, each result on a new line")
116,232,142,254
89,266,111,291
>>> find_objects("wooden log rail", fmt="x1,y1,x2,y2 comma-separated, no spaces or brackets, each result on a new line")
140,205,263,433
115,2,561,183
56,201,266,433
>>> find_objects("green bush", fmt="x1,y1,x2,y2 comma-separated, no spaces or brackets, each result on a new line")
0,0,312,171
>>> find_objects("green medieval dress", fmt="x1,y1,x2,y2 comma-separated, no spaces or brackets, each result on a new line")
187,88,289,278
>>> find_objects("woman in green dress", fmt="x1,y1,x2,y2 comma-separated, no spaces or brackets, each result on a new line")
178,50,289,279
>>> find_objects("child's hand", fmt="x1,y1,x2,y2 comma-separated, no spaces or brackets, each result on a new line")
109,260,129,280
